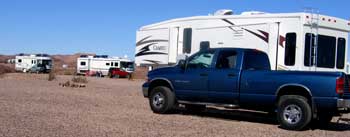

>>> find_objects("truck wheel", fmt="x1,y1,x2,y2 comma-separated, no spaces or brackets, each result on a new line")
277,95,312,130
185,104,206,112
149,86,175,114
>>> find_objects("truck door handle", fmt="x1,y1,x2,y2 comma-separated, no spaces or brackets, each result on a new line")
200,73,208,77
228,74,236,77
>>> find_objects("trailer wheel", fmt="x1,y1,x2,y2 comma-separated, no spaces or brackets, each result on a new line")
149,86,175,114
277,95,312,130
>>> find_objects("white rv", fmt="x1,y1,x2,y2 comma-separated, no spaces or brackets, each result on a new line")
77,55,134,76
135,10,350,73
15,54,52,73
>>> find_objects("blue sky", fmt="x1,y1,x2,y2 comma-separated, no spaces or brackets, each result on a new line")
0,0,349,58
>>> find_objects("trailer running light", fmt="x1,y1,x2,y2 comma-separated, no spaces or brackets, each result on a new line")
306,16,309,19
334,20,337,23
328,19,332,22
322,18,326,21
336,77,345,94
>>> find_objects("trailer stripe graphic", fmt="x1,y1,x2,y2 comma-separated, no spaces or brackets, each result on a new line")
143,60,161,64
279,35,285,47
136,36,168,47
135,43,168,57
222,19,270,43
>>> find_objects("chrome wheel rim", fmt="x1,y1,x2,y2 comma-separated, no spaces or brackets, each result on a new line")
152,92,165,109
283,104,302,124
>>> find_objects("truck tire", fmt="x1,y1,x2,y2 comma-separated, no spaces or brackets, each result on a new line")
185,104,206,112
277,95,312,130
149,86,175,114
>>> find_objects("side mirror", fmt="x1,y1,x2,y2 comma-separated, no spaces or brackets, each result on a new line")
178,59,186,70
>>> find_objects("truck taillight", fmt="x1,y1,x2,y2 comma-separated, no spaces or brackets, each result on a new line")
336,77,344,94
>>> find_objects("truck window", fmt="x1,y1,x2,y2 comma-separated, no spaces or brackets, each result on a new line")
336,38,346,69
317,35,336,68
216,50,237,69
243,51,270,70
187,50,215,69
284,33,296,66
183,28,192,54
200,41,210,51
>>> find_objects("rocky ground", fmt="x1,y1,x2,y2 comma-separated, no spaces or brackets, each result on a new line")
0,73,349,137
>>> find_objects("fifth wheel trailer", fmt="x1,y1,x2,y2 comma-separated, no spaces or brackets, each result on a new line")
135,10,350,73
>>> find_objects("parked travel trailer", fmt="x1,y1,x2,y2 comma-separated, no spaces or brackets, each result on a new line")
15,54,52,73
76,55,134,76
135,9,350,73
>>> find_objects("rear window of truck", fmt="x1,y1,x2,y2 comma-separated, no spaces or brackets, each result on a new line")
243,51,270,70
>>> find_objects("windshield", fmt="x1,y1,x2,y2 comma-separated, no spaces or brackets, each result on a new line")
120,62,134,69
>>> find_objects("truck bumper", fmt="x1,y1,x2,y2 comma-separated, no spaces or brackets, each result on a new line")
337,99,350,108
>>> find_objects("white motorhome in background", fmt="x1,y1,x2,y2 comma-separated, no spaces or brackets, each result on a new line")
77,55,134,76
135,9,350,73
15,54,52,73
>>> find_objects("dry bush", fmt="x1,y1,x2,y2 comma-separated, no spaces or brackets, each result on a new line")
48,70,56,81
0,63,15,77
72,76,88,84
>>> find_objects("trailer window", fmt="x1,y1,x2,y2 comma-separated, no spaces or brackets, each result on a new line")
106,63,110,66
304,33,315,66
336,38,346,69
183,28,192,54
18,59,22,63
200,41,210,51
284,33,296,66
80,62,86,66
317,35,336,68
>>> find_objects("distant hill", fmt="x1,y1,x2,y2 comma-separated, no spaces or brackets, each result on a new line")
51,53,95,75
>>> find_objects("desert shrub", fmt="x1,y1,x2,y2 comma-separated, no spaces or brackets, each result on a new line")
48,70,56,81
64,71,74,75
72,76,88,83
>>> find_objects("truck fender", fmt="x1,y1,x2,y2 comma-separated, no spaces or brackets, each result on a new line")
275,83,317,118
149,77,175,92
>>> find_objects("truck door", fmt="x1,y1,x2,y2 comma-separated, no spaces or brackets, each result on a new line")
207,49,241,104
173,49,216,102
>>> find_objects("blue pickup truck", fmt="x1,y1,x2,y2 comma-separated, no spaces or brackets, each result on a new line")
142,48,350,130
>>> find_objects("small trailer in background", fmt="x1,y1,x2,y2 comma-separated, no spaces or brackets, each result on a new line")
76,55,134,77
15,54,52,73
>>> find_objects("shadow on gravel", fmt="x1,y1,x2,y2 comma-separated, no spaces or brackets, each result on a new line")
173,107,350,131
175,107,278,125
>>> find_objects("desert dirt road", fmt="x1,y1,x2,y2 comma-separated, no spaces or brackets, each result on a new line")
0,73,349,137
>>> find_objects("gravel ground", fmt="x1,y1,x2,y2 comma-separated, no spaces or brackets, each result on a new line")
0,73,349,137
